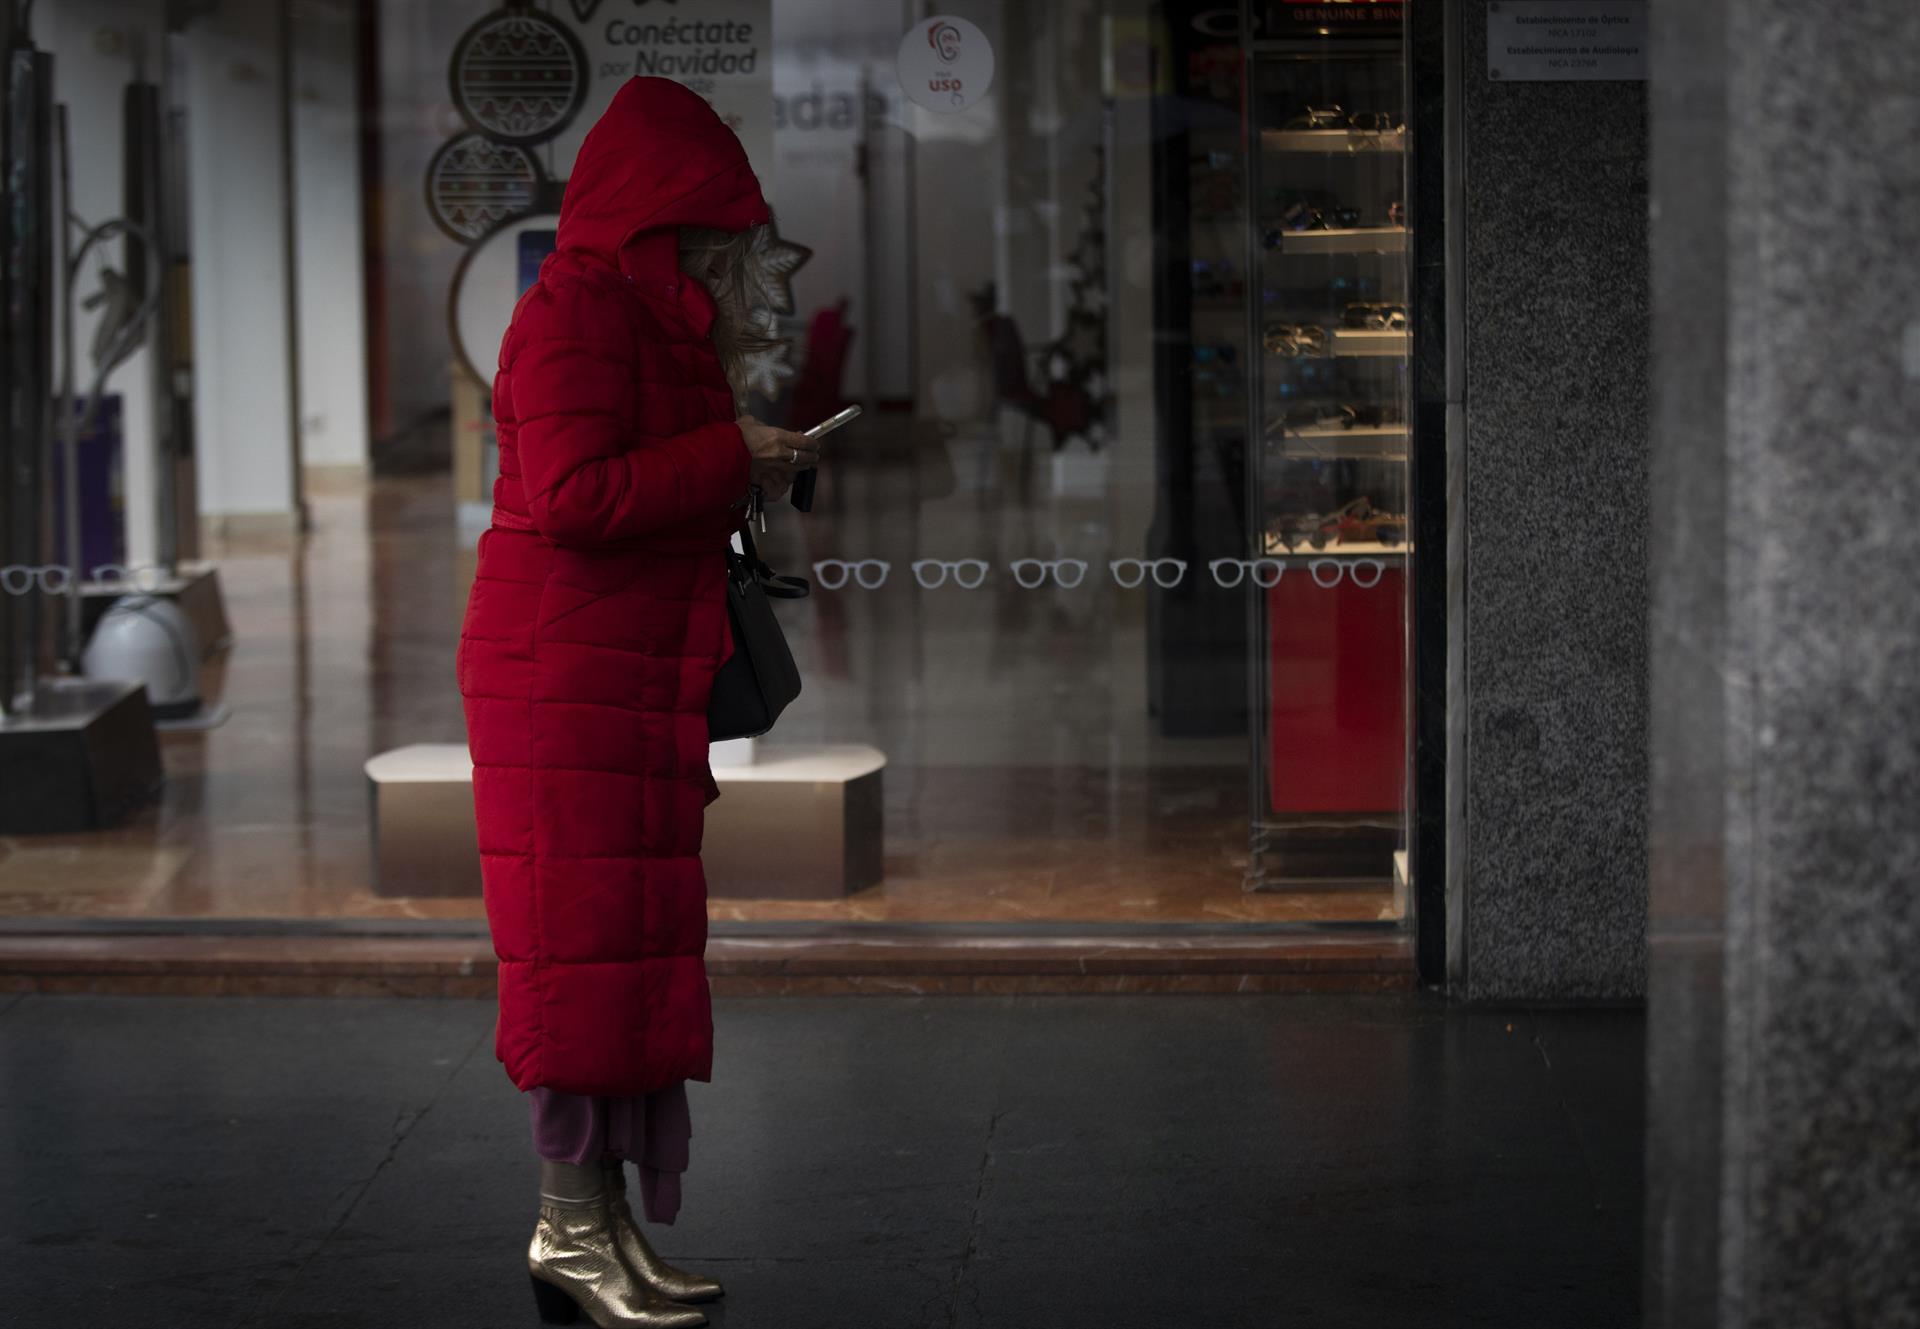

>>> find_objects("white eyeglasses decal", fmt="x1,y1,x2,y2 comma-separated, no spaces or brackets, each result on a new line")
1109,558,1188,589
1208,558,1286,589
1309,558,1385,589
88,563,171,592
751,555,1387,593
812,559,892,590
0,564,73,594
911,559,991,589
1010,558,1088,589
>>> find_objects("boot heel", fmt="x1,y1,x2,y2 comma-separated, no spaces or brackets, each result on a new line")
530,1275,582,1325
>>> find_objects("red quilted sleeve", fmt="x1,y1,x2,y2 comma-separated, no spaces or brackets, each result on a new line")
509,280,750,546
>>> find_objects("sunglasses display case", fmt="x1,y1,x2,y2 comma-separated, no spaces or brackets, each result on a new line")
1242,1,1411,894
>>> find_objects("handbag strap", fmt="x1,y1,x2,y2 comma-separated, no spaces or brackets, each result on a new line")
733,520,810,600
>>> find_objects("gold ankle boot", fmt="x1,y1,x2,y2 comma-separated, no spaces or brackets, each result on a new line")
527,1201,708,1328
603,1165,725,1303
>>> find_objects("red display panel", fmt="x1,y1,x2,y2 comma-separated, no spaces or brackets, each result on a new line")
1266,567,1407,815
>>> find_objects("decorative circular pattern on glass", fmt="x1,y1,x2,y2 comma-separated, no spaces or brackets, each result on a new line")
426,133,542,243
449,7,589,147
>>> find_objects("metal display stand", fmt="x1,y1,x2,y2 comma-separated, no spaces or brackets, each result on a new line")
2,20,54,714
0,10,161,833
69,70,231,663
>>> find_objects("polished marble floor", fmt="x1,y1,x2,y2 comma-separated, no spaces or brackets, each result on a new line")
0,992,1644,1327
0,461,1402,927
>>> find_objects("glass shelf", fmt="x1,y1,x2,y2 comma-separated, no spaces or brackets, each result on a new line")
1259,329,1409,360
1328,328,1409,356
1260,540,1412,560
1260,127,1407,154
1265,226,1408,256
1268,422,1409,461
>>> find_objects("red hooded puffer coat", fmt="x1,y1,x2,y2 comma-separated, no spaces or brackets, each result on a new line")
457,78,769,1097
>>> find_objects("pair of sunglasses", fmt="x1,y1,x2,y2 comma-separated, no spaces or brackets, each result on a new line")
1338,402,1406,429
1279,106,1403,133
1263,323,1328,357
1343,302,1408,330
1280,201,1363,232
1271,402,1406,431
1281,104,1347,130
1347,110,1401,132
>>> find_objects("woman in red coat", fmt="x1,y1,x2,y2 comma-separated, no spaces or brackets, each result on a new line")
458,78,818,1328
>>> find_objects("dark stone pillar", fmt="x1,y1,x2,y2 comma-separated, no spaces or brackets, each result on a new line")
1450,0,1650,1000
1646,0,1920,1322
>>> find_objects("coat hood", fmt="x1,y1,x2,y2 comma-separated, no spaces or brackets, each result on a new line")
556,77,770,263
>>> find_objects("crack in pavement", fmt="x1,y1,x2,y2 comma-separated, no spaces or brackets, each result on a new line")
944,1100,1008,1329
230,1022,492,1329
1532,1024,1607,1213
941,1001,1017,1329
947,1107,1004,1328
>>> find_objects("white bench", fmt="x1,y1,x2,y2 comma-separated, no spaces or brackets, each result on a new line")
365,742,885,900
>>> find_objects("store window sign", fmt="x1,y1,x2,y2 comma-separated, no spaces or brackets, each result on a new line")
551,0,773,180
897,16,995,114
440,0,772,382
1486,1,1648,82
1257,4,1405,36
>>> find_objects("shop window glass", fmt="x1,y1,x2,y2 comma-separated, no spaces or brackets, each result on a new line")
1,0,1413,936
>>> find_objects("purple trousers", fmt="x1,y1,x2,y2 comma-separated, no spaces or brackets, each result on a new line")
529,1081,692,1224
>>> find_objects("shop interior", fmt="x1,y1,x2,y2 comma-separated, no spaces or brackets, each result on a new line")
0,0,1414,938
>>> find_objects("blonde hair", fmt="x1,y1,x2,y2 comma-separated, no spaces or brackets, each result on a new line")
678,222,780,408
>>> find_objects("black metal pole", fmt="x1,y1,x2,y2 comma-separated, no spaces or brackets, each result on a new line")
278,0,307,532
0,1,17,717
3,25,56,713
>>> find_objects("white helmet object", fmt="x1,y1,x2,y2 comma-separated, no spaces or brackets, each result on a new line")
82,594,203,719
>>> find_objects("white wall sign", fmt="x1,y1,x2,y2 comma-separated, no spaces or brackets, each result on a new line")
550,0,773,181
896,16,994,114
1486,1,1647,82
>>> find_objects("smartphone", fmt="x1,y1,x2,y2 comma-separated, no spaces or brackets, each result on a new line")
791,404,861,511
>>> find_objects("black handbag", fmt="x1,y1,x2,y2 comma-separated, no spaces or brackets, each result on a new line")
707,522,806,741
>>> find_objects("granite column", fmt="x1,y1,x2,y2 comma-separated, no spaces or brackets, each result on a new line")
1645,0,1920,1322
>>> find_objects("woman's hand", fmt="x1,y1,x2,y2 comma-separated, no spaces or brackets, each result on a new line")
737,415,819,502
